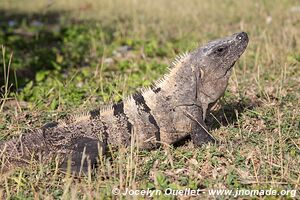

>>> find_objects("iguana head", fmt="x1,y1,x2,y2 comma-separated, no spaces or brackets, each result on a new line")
191,32,249,110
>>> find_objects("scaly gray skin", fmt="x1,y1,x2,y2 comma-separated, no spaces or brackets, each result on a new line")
0,32,249,172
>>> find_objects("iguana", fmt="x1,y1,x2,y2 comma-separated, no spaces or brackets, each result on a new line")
0,32,249,173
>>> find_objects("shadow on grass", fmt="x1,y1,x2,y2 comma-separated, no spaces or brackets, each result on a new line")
207,98,261,130
0,9,66,86
173,98,261,147
0,9,114,91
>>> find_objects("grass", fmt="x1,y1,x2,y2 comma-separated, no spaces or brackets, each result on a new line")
0,0,299,199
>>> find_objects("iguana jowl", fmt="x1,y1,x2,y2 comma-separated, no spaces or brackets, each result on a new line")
0,32,249,172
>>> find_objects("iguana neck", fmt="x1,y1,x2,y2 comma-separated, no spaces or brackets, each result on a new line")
142,58,199,113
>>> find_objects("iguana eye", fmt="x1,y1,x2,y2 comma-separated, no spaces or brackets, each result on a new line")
213,46,228,56
216,47,225,52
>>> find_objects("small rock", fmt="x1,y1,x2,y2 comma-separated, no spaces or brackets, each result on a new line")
31,20,43,27
103,57,114,65
8,20,17,27
112,45,133,57
290,6,300,13
266,16,272,24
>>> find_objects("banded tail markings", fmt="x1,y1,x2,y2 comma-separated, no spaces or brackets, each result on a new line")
42,122,59,130
112,101,133,135
112,102,124,116
132,93,160,143
150,85,161,94
90,109,100,119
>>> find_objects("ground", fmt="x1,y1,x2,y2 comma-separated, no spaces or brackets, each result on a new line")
0,0,299,199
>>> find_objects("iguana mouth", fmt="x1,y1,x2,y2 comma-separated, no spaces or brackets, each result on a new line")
229,61,235,69
223,61,236,77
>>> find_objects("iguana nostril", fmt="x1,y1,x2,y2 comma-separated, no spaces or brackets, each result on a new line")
236,32,248,41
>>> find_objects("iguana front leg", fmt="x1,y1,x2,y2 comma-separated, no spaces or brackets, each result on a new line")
190,117,216,147
182,106,216,147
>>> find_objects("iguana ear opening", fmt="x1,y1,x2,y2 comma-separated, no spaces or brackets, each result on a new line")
193,65,205,101
200,68,204,79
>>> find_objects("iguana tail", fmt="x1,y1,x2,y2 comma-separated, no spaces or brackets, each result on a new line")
0,120,106,173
